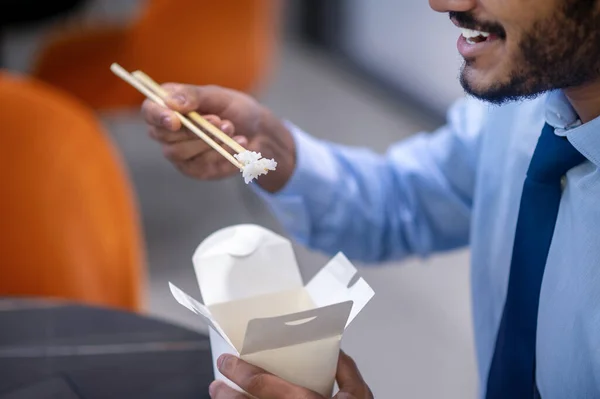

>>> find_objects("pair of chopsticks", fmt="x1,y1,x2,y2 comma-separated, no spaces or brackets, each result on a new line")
110,63,246,169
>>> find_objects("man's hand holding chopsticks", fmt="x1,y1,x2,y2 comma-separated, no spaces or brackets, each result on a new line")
141,84,296,193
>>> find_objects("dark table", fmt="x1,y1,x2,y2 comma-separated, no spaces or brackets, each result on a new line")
0,0,90,67
0,299,213,398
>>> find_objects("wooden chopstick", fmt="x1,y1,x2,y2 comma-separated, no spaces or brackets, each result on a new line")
132,70,247,155
110,63,243,170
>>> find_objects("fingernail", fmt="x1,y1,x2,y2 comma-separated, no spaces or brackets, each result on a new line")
233,136,247,145
172,95,186,106
217,354,229,371
161,115,171,126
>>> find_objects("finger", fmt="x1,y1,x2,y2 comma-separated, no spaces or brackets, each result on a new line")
209,380,248,399
336,351,366,393
162,83,234,115
218,355,316,399
193,115,238,153
201,155,238,180
173,156,219,180
141,98,180,131
160,137,244,181
203,114,222,126
174,151,241,181
147,115,230,145
148,126,197,144
220,119,235,136
162,140,212,163
334,388,374,399
232,136,248,147
201,115,235,135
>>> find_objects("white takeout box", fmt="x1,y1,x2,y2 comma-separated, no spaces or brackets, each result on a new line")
169,224,374,397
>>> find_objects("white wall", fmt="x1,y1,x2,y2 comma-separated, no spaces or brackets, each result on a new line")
342,0,465,115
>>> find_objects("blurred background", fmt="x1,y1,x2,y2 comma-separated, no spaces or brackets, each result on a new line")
1,1,475,397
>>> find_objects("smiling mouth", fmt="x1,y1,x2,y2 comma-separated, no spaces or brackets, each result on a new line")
461,28,492,44
455,26,504,60
451,15,506,40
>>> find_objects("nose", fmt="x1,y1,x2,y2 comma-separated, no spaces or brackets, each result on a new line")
429,0,477,13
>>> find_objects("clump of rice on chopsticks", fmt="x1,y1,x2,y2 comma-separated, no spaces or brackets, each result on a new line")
234,151,277,184
109,64,277,184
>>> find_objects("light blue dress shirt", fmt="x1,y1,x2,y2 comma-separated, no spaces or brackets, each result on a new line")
254,90,600,398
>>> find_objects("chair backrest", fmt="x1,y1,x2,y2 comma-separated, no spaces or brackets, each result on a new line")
0,71,145,311
31,0,281,110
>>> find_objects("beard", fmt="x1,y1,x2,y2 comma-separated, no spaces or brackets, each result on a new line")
458,1,600,105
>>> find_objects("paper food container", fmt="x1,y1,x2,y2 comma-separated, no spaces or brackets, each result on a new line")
169,224,374,397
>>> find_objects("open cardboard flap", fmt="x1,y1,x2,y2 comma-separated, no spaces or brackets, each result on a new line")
306,252,375,328
169,283,237,352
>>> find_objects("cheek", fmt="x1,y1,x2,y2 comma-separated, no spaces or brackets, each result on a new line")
481,0,546,26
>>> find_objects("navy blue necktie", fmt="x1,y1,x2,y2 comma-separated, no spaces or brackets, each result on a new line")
486,123,586,398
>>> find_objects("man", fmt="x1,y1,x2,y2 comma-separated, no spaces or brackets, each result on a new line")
142,0,600,397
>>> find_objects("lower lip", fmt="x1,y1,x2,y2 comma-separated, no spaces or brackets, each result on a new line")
457,34,500,58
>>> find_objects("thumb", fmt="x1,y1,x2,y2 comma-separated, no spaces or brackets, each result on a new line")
336,351,364,391
162,83,232,115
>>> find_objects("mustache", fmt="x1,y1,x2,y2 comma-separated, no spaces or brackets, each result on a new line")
449,11,506,38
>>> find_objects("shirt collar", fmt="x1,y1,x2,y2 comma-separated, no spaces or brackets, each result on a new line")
545,90,600,167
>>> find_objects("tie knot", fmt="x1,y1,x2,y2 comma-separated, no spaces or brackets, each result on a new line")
527,124,586,182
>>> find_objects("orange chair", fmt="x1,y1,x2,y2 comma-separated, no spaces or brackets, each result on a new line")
0,70,146,312
31,0,281,111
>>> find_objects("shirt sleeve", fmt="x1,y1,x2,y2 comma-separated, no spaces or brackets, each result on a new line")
252,96,489,263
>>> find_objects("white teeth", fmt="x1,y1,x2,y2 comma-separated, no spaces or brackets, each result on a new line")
461,28,491,39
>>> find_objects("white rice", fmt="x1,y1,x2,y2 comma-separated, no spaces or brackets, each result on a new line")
234,151,278,184
234,150,262,165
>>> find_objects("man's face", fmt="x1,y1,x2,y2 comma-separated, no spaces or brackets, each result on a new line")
430,0,600,104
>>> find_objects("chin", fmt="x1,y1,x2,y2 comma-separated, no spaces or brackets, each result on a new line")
459,65,518,105
460,62,491,87
460,65,489,95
